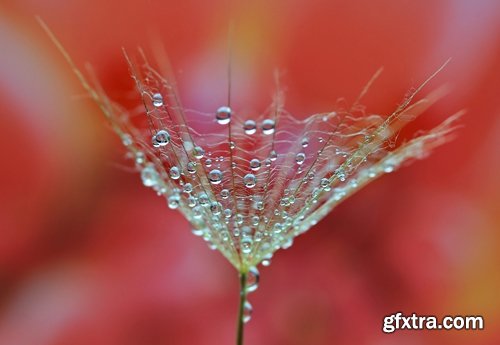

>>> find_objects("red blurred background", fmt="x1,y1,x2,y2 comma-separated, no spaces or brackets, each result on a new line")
1,0,499,344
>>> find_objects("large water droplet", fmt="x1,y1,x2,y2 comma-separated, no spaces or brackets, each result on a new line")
216,106,232,125
249,159,261,171
246,267,260,293
209,169,223,184
295,152,306,165
152,93,163,107
193,146,205,159
169,166,181,180
243,174,256,188
152,130,170,147
243,120,257,135
261,119,275,135
243,301,252,323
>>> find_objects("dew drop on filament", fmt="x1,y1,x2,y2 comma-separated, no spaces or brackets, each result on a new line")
243,301,253,323
243,174,256,188
243,120,257,134
209,169,223,184
261,119,275,135
152,93,163,107
246,267,260,293
216,106,232,125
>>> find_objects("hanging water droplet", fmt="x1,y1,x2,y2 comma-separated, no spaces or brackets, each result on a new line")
187,161,197,174
183,183,193,193
220,189,230,199
216,106,232,125
187,196,197,207
208,169,223,184
198,193,209,206
210,202,221,215
246,267,260,293
193,146,205,159
169,166,181,180
249,158,261,171
269,150,278,161
243,174,256,188
121,134,133,146
295,152,306,165
168,195,180,209
243,301,253,323
152,130,170,147
243,119,257,135
141,164,159,187
152,93,163,107
261,119,275,135
301,138,309,147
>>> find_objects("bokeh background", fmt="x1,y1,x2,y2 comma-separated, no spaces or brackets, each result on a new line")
1,0,499,344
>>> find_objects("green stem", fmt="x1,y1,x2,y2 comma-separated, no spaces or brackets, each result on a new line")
236,271,248,345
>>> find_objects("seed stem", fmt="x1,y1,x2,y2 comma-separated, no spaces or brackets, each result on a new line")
236,271,248,345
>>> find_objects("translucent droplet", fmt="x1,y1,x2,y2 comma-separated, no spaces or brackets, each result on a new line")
269,150,278,161
321,177,331,191
169,166,181,180
246,267,260,293
208,169,223,184
243,301,252,323
152,130,170,147
249,159,261,171
187,162,197,174
192,228,204,236
135,151,145,165
183,183,193,193
218,189,229,200
295,152,306,165
264,158,272,167
261,119,275,135
205,159,212,167
235,214,244,225
301,138,309,147
141,164,159,187
243,120,257,135
243,174,256,188
241,237,253,254
121,134,133,146
193,146,205,159
384,163,395,173
224,208,232,218
152,93,163,107
210,202,221,215
229,141,235,149
251,216,260,226
336,168,346,181
262,259,271,267
187,196,197,207
193,205,203,218
216,106,232,125
168,195,180,209
198,193,209,206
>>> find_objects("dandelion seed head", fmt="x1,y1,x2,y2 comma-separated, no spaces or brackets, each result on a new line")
59,45,460,272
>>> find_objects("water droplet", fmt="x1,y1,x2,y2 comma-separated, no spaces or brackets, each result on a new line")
192,228,204,236
251,216,260,226
243,174,256,188
320,177,331,191
208,169,223,184
187,162,196,174
243,301,253,323
224,208,232,218
183,183,193,193
220,189,230,199
335,168,346,181
198,193,209,206
205,159,212,167
187,196,197,207
301,138,309,147
168,195,180,209
246,267,260,293
241,237,253,254
235,214,244,225
262,259,271,266
193,146,205,159
121,134,133,146
216,106,232,125
243,120,257,134
318,137,324,143
141,164,159,187
261,119,275,135
152,93,163,107
135,151,145,165
169,166,181,180
295,152,306,165
384,163,395,173
210,202,221,215
152,130,170,147
269,150,278,161
249,159,261,171
193,205,203,218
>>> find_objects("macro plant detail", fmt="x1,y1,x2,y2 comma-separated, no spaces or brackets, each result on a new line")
39,19,462,345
